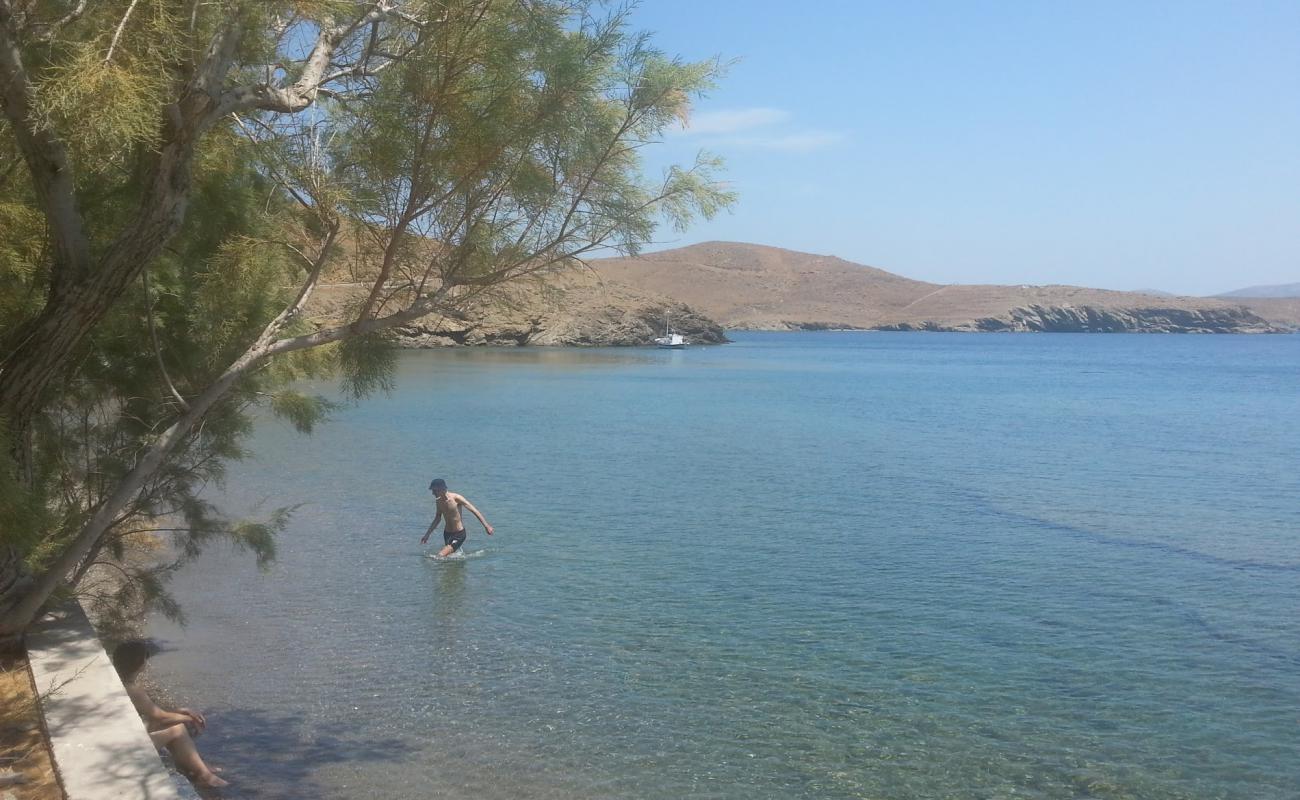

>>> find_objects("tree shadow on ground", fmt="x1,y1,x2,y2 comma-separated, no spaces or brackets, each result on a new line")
169,706,418,799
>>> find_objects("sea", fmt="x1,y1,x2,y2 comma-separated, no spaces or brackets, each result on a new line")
145,332,1300,799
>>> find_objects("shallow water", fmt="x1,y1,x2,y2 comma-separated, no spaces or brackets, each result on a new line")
147,332,1300,799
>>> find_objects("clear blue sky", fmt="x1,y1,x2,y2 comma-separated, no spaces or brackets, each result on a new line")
628,1,1299,296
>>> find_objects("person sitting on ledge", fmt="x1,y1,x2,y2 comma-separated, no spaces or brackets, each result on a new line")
111,640,229,789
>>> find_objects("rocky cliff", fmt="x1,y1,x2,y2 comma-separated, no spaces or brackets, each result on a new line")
390,297,726,347
305,270,728,348
879,304,1279,333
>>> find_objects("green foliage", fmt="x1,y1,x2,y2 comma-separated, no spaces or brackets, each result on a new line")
270,391,337,434
329,0,732,273
0,201,45,326
188,235,296,367
30,0,189,170
337,334,397,401
33,47,169,162
1,131,302,588
1,0,733,629
0,428,54,554
229,505,294,570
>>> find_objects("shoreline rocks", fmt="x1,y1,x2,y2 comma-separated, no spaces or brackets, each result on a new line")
877,304,1284,333
306,275,729,349
593,242,1300,335
391,301,728,348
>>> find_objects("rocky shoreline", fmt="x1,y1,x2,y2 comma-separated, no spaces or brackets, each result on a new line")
593,242,1300,336
304,242,1297,346
877,304,1283,333
705,304,1286,335
370,300,1291,345
391,300,728,348
306,271,729,349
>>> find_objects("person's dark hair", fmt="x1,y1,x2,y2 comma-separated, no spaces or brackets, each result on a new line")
429,478,447,491
111,640,151,680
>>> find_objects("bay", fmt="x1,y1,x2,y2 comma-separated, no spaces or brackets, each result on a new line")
146,332,1300,799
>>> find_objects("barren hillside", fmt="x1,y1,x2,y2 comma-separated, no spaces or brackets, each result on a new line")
596,243,1299,333
593,242,935,330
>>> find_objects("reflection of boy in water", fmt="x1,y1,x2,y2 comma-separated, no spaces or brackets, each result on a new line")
420,478,493,557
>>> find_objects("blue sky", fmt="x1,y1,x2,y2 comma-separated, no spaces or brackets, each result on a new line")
628,1,1299,295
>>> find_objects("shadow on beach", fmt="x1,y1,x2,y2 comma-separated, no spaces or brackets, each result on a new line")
177,706,418,799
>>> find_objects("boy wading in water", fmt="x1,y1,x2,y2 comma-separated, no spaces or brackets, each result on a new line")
420,478,493,556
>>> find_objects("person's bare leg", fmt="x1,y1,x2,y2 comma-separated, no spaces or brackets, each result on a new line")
436,544,454,557
151,724,229,788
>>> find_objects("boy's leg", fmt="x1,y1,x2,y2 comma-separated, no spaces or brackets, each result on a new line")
151,724,229,787
438,530,466,557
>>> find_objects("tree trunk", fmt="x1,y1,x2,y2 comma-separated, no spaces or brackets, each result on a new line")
0,293,272,640
0,542,33,648
0,98,209,447
0,282,113,440
0,250,434,639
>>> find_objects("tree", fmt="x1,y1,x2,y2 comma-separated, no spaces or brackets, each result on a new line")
0,0,732,641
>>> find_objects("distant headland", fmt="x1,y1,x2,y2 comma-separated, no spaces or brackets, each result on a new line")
594,242,1299,335
306,241,1299,345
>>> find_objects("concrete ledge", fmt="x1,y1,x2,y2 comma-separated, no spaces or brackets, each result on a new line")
27,602,187,800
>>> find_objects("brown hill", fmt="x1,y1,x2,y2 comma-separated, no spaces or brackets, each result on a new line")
595,242,1299,333
591,241,936,330
305,267,727,347
1239,297,1300,329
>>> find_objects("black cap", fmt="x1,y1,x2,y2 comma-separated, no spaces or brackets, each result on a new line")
429,478,447,490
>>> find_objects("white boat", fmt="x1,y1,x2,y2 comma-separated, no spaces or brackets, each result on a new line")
653,316,686,348
654,332,685,348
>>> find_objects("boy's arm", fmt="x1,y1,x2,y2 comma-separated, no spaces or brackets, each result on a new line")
458,496,493,535
420,510,442,544
126,685,197,728
126,684,162,720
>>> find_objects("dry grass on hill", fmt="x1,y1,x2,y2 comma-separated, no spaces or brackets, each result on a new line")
595,242,1300,331
298,235,1300,335
594,241,935,329
1239,297,1300,328
304,252,727,346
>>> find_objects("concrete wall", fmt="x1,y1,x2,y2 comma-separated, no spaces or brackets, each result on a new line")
27,603,195,800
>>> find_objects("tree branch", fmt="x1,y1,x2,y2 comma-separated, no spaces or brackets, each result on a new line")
0,5,91,292
104,0,140,64
141,267,190,412
268,287,455,358
23,0,87,41
218,5,395,116
266,223,341,338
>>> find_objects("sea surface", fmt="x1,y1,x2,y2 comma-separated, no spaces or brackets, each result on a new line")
146,332,1300,799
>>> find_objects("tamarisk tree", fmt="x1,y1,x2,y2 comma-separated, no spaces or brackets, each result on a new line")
0,0,731,641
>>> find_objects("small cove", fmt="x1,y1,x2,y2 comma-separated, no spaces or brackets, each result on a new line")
147,332,1300,799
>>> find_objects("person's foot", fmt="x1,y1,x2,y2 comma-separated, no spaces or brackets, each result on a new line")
195,771,229,788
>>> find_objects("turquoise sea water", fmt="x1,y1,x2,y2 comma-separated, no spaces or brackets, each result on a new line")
146,332,1300,799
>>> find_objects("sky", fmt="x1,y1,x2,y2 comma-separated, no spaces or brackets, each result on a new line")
627,0,1299,296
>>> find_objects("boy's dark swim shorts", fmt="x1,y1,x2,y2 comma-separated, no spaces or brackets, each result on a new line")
443,529,467,552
